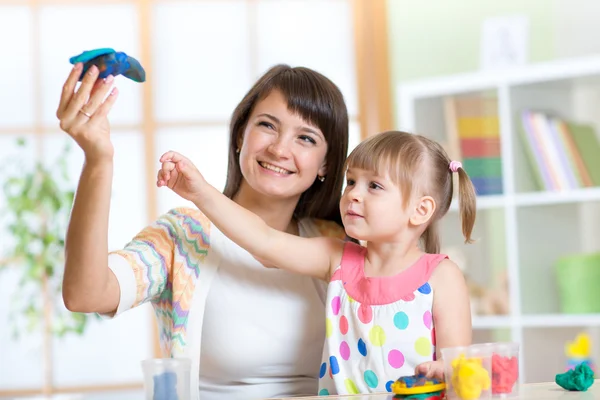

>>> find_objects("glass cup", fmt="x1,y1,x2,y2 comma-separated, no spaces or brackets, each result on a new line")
141,358,191,400
442,345,492,400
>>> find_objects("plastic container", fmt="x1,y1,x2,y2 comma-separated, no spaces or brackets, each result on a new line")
442,345,492,400
141,358,191,400
555,253,600,313
490,342,520,397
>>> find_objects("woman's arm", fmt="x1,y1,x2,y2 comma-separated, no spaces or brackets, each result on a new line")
63,161,120,314
58,64,121,314
157,151,342,281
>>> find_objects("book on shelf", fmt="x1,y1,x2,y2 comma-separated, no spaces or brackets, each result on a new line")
444,95,503,196
518,111,600,191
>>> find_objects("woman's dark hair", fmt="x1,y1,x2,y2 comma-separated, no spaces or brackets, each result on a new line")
223,64,349,225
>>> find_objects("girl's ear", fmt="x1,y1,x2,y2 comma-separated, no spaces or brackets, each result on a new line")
410,195,436,226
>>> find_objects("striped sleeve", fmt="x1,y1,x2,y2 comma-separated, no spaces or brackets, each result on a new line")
107,209,183,316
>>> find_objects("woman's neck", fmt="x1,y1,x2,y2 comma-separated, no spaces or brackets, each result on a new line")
233,182,300,235
364,238,423,277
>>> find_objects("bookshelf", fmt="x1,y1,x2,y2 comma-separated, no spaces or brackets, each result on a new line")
397,55,600,384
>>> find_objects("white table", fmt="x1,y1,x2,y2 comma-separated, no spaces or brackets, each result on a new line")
5,380,599,399
270,380,600,399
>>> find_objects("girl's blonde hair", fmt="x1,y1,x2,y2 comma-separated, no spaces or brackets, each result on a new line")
345,131,477,253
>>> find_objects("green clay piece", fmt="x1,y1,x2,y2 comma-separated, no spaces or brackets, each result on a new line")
555,363,595,391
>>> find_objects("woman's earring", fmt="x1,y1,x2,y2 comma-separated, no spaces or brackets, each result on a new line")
318,175,325,182
236,148,240,154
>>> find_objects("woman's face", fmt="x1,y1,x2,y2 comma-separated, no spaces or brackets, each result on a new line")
238,89,328,200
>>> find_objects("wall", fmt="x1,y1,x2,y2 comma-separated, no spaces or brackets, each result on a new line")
388,0,600,116
387,0,556,126
553,0,600,59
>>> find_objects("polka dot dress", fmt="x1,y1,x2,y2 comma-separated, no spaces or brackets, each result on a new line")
317,242,447,396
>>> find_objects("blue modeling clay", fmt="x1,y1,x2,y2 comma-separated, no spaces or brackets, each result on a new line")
153,371,178,400
69,48,145,82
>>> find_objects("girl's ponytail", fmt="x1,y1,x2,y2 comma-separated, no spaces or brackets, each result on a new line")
456,167,477,244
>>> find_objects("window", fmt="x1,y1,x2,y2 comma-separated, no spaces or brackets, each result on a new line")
0,0,366,394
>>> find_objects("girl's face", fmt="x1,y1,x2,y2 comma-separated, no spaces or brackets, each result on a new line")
237,90,328,201
340,167,410,242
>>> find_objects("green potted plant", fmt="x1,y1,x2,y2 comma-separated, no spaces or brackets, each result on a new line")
0,138,95,395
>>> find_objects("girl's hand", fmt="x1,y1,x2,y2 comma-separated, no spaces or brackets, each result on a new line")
56,63,119,164
415,360,445,381
157,151,207,202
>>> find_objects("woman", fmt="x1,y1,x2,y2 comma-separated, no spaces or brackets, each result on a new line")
58,62,350,400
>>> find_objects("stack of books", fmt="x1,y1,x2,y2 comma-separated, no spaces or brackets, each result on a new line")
519,111,600,191
444,95,503,196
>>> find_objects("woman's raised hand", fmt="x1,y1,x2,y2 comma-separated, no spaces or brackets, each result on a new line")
56,63,119,164
157,151,208,203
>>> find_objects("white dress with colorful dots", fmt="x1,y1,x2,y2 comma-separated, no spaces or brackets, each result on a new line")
317,242,446,395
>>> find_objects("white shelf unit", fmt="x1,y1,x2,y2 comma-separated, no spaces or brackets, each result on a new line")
398,55,600,384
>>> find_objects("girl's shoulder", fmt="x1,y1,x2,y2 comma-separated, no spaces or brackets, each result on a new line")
300,218,346,240
429,256,463,281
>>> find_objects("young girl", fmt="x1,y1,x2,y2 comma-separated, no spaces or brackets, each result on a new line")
156,130,477,395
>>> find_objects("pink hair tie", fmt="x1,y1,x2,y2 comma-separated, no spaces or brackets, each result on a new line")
449,160,462,173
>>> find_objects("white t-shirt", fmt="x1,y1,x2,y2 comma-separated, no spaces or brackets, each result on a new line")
198,221,327,400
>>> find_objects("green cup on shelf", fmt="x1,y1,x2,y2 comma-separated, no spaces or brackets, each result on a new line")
555,253,600,314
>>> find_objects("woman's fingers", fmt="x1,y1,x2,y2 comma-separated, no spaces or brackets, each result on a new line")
89,87,119,120
57,63,83,119
63,65,99,120
89,76,107,101
80,75,115,120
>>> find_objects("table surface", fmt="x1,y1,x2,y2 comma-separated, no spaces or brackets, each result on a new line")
268,380,600,400
4,380,600,399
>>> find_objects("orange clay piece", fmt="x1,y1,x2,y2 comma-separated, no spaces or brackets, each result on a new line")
451,354,491,400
